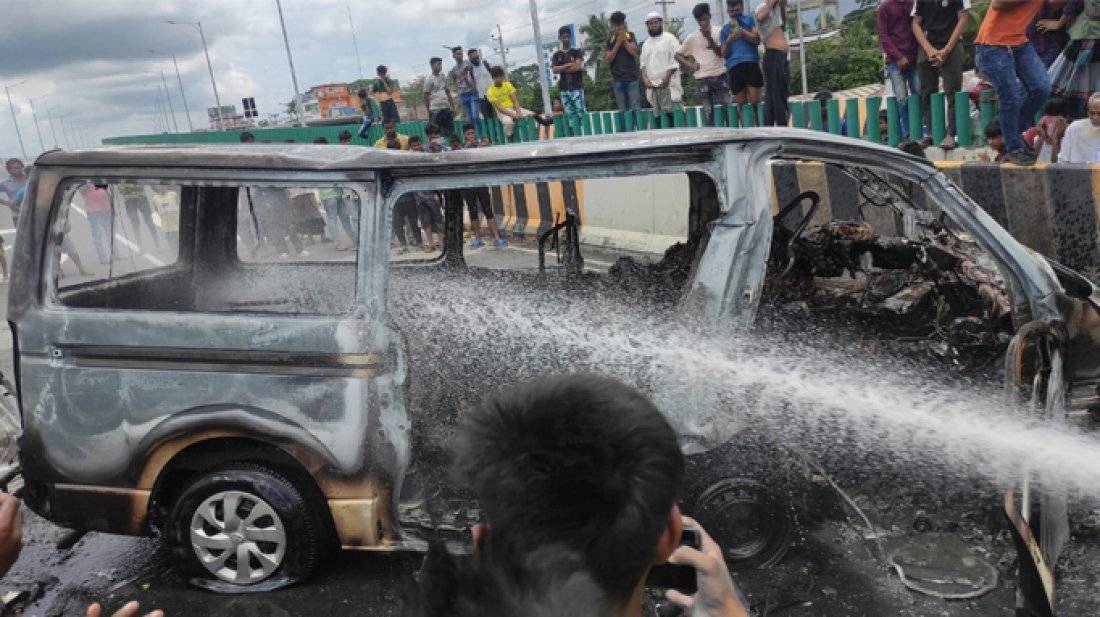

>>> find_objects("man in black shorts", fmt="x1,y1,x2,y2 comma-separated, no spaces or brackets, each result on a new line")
460,124,507,249
719,0,763,106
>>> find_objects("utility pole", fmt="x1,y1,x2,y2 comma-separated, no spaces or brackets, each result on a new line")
655,0,675,21
275,0,304,126
58,113,72,149
492,24,509,73
27,96,46,152
154,82,172,132
167,20,223,130
171,54,194,132
3,82,27,158
347,3,364,80
46,107,60,148
796,0,807,95
160,71,180,132
529,0,552,115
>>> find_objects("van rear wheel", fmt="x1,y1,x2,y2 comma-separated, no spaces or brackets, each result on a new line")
170,463,324,590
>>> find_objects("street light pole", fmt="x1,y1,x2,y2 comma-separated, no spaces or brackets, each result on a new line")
3,82,27,158
46,107,60,148
528,0,552,115
171,54,194,131
58,113,72,149
156,82,173,132
27,96,46,152
274,0,304,125
347,3,364,80
168,20,224,130
160,71,180,132
796,0,807,95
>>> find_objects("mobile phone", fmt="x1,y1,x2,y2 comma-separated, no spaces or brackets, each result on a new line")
645,528,701,594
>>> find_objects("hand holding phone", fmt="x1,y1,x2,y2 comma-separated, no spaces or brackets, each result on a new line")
662,517,751,617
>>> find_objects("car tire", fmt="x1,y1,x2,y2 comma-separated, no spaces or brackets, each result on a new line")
169,463,325,589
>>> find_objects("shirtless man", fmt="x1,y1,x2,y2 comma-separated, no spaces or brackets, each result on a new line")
755,0,789,126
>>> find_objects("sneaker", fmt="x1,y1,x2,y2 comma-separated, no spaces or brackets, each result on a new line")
938,135,957,149
493,238,508,248
469,238,485,249
1006,150,1036,166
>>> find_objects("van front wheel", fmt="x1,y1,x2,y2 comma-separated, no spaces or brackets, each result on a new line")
170,464,323,590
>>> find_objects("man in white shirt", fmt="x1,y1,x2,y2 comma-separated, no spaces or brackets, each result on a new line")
676,3,730,126
1060,93,1100,164
640,12,683,125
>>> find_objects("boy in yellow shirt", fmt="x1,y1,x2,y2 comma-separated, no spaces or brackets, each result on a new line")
487,66,553,139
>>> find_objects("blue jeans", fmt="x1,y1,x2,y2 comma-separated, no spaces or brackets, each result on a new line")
460,91,481,132
323,197,358,246
88,210,113,263
976,43,1051,155
885,61,919,139
612,79,641,111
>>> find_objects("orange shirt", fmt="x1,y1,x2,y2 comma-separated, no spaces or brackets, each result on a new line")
975,0,1043,47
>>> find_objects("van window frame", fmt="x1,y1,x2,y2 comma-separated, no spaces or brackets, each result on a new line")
42,173,377,320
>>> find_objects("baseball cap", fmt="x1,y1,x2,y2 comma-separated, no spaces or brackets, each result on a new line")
645,11,662,22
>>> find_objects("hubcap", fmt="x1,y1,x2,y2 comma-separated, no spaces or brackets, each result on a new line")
189,490,287,584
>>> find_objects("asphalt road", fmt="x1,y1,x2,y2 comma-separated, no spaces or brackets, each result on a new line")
0,202,1094,616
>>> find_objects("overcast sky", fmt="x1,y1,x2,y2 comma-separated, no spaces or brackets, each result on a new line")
1,0,848,160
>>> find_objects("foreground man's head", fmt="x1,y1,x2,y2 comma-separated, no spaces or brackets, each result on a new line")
454,374,686,613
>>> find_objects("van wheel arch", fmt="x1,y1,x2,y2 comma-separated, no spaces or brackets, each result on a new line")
146,437,336,549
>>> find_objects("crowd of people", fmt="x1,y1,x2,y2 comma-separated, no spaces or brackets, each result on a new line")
876,0,1100,164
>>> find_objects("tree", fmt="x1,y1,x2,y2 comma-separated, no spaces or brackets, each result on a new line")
580,12,612,70
401,75,425,111
509,64,545,112
789,22,883,93
666,18,685,41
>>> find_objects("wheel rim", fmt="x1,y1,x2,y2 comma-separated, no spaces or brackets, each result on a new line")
189,490,287,584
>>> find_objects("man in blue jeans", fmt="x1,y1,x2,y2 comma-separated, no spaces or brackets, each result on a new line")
605,11,641,114
876,0,919,139
975,0,1049,165
449,46,481,132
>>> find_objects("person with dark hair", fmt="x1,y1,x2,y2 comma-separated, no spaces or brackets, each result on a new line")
605,11,641,113
755,0,789,126
372,65,401,124
676,3,731,126
374,120,411,150
487,66,553,140
641,12,684,124
425,57,457,142
402,375,750,617
459,132,505,249
239,131,256,143
984,119,1008,162
876,0,918,139
0,159,27,224
1030,96,1069,162
552,25,586,133
338,129,353,144
720,0,763,106
450,46,483,131
913,0,972,149
1027,0,1069,68
897,139,927,158
467,48,495,121
463,123,489,148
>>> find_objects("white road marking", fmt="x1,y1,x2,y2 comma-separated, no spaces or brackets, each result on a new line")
70,203,166,267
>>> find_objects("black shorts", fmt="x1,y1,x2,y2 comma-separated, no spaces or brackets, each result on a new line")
463,188,494,220
727,62,764,94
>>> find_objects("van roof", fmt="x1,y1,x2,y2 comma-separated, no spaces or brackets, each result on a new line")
33,129,933,173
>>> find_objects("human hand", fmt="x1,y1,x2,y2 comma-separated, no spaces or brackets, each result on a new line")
85,601,165,617
664,516,750,617
0,492,22,577
1037,18,1062,32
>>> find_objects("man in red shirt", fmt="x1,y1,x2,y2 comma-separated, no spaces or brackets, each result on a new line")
974,0,1050,165
876,0,919,139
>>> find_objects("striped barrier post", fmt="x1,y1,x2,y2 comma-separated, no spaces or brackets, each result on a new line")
552,116,565,139
907,93,922,141
980,93,995,144
742,104,757,128
790,100,804,129
726,104,739,127
624,110,636,131
886,96,901,146
686,107,699,127
582,113,593,135
955,91,972,147
845,98,861,139
673,108,686,127
865,96,881,143
640,109,652,130
826,99,841,135
603,112,615,134
808,100,823,131
930,91,946,145
757,103,766,126
593,113,605,135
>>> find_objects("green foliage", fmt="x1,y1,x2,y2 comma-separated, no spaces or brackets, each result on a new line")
580,12,612,69
509,64,544,112
789,21,883,93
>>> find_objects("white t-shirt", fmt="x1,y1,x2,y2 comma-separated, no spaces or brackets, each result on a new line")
678,26,726,79
1060,118,1100,164
640,32,683,101
426,73,450,111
